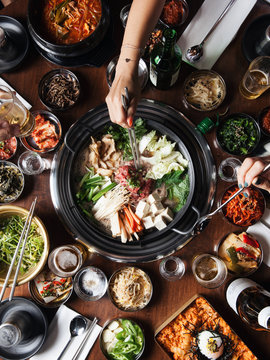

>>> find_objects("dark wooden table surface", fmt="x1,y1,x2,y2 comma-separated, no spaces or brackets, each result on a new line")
1,0,270,359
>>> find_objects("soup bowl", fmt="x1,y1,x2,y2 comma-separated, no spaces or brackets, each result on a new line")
27,0,110,57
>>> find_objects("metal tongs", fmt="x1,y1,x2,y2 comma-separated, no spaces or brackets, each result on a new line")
0,198,37,302
121,87,140,169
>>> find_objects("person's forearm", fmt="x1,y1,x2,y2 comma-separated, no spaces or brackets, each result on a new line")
119,0,165,65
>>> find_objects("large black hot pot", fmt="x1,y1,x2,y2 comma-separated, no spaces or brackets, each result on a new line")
50,100,216,262
27,0,110,57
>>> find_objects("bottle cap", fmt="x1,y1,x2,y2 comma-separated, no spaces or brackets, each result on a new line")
196,117,215,134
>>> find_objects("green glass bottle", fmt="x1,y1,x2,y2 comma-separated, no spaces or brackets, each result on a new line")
150,28,182,90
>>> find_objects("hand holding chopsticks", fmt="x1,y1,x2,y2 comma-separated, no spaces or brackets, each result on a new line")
0,197,37,303
121,87,140,169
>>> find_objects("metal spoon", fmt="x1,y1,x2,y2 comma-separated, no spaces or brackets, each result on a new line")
193,162,270,235
57,316,87,360
185,0,237,63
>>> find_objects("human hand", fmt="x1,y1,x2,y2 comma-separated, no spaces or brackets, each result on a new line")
0,120,20,140
105,61,140,128
237,157,270,193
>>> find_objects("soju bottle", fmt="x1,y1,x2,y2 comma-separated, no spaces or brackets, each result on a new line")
150,28,182,90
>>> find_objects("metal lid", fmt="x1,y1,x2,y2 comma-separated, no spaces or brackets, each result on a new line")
106,56,149,90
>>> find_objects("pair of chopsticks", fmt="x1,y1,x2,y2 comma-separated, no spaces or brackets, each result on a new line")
121,87,140,169
0,198,37,303
71,317,98,360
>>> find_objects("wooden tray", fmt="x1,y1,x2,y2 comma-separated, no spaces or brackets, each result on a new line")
154,294,257,360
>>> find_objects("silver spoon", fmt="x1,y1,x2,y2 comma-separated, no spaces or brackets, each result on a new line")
186,0,237,63
57,316,87,360
193,162,270,235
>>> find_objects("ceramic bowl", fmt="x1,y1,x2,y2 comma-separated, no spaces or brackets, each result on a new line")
0,161,24,204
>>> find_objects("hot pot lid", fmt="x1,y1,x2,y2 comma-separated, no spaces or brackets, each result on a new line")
50,99,216,262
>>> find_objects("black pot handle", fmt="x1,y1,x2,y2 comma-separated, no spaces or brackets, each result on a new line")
171,206,200,236
64,123,93,153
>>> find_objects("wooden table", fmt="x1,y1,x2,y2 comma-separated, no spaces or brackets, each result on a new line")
1,0,270,359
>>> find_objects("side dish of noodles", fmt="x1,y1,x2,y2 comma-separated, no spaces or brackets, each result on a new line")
184,70,226,111
108,267,152,311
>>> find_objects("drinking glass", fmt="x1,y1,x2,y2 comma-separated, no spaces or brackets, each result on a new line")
0,85,35,137
239,56,270,99
18,151,51,175
218,157,242,182
159,256,185,281
192,254,227,289
0,311,32,348
48,244,85,277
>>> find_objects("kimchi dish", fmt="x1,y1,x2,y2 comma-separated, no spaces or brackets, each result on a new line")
74,119,190,243
42,0,102,44
156,296,257,360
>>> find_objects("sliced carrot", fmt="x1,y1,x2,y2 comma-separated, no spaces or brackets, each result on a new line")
123,207,135,229
128,205,141,225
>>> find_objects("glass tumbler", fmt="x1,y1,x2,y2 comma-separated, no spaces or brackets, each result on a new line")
239,56,270,99
218,157,242,182
0,85,35,137
48,244,85,277
192,254,227,289
159,256,185,281
18,151,51,175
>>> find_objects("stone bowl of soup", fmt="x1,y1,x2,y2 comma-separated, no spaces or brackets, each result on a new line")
27,0,110,57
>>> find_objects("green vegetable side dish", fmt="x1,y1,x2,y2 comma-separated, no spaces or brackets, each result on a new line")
217,115,260,155
104,319,144,360
0,215,44,275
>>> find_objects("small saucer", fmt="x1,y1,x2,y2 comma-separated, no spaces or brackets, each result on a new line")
0,297,47,360
242,14,270,62
0,16,29,73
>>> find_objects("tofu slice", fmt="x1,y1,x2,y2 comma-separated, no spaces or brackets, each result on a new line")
154,215,167,230
148,193,161,204
135,201,150,219
160,207,174,222
143,216,155,229
151,201,164,215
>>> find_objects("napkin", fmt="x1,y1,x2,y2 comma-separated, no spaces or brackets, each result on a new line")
178,0,257,69
247,208,270,267
0,77,32,110
31,305,102,360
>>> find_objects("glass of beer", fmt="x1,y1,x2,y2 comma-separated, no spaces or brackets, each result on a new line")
0,85,35,137
239,56,270,99
192,254,227,289
48,244,86,277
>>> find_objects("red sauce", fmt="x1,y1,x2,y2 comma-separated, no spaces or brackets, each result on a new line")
42,0,102,44
261,109,270,135
115,165,153,202
161,0,184,26
0,137,17,160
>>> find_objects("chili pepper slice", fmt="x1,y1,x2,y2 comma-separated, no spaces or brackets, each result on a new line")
226,247,239,264
242,233,259,248
235,247,256,260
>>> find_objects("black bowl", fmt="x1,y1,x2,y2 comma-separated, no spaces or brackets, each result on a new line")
216,113,261,156
27,0,110,58
258,106,270,138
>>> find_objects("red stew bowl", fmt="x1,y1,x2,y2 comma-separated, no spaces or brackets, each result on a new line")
220,184,265,227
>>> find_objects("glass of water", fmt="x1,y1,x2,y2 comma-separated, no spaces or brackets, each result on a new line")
18,151,50,175
159,256,185,281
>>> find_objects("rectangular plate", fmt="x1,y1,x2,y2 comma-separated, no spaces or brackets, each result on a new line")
155,294,257,360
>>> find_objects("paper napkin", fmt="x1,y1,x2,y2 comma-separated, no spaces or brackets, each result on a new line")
31,305,102,360
0,77,32,110
247,208,270,267
178,0,257,69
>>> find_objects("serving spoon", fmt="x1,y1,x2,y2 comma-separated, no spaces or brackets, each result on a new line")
57,316,87,360
185,0,237,63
